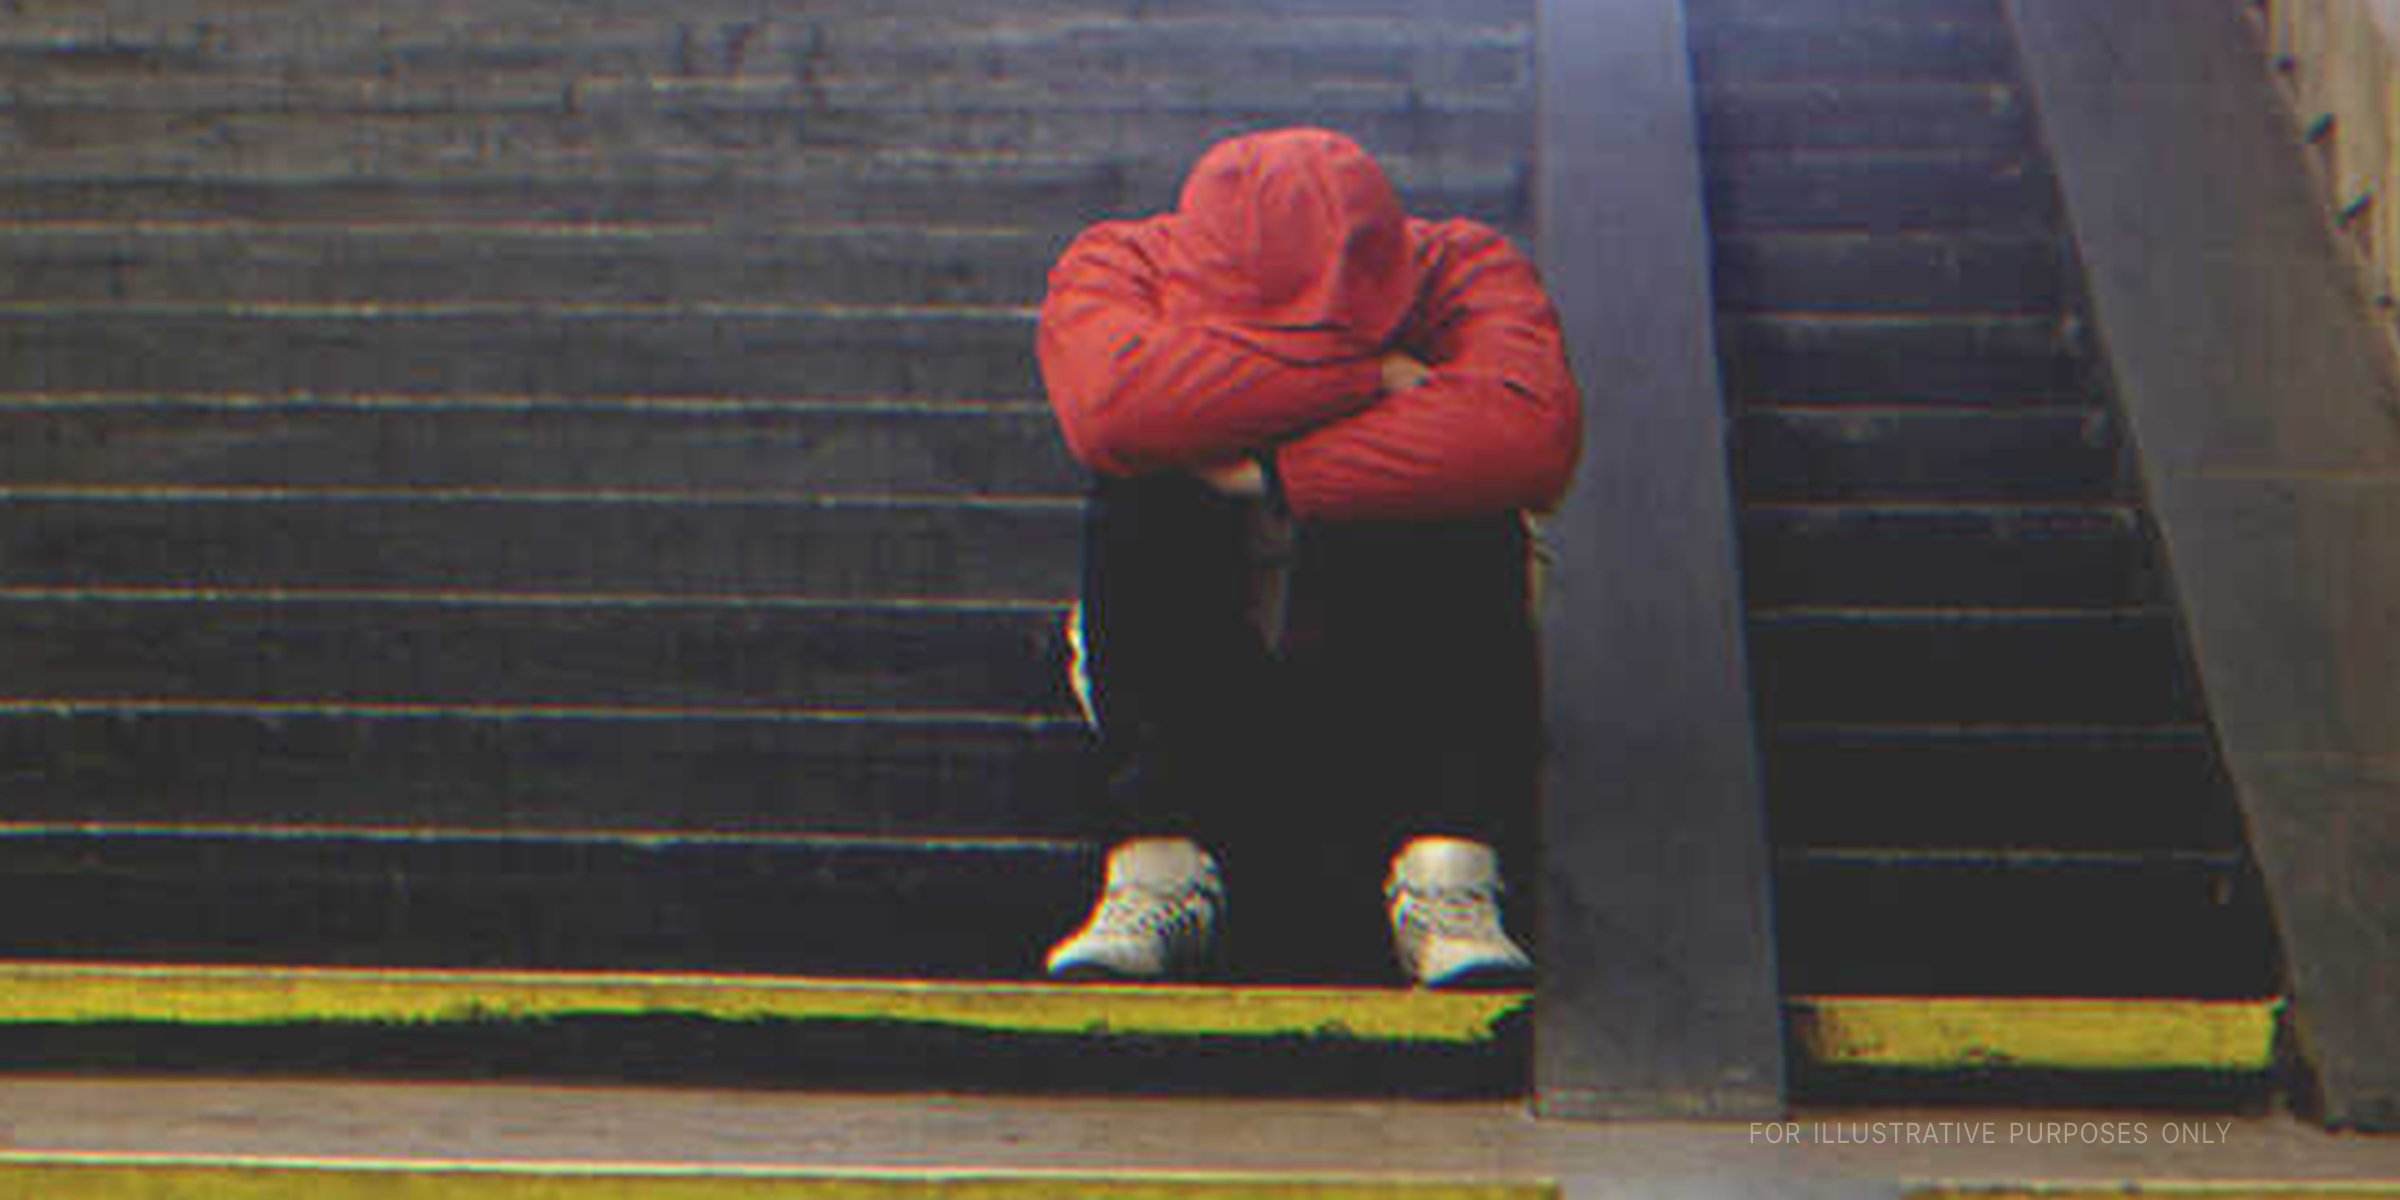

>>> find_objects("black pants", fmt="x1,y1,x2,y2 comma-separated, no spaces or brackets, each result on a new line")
1076,475,1541,970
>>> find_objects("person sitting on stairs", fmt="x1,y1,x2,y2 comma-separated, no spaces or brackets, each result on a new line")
1036,127,1583,988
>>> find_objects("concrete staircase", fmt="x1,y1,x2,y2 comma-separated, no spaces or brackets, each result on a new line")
0,0,2308,1105
1686,0,2284,1060
0,0,1531,989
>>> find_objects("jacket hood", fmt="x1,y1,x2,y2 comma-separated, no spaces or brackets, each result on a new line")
1160,128,1422,365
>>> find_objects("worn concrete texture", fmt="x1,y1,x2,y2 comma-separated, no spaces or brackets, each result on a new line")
3,1080,2400,1198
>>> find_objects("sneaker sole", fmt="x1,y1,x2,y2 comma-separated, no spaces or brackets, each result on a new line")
1420,961,1535,991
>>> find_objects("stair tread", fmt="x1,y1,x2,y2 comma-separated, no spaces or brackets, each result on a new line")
1,75,1531,111
0,826,1102,977
1748,613,2203,726
1775,856,2280,997
0,169,1526,231
1690,21,2016,85
0,106,1526,180
1712,230,2066,313
0,225,1066,305
0,704,1089,836
1699,81,2027,152
0,402,1078,493
0,958,1529,1044
0,308,1048,400
1767,732,2247,852
0,494,1082,597
0,826,1455,985
0,596,1075,711
1739,408,2119,502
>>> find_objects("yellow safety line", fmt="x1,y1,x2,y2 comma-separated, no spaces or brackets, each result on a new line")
1791,996,2285,1072
1914,1184,2400,1200
0,961,1527,1045
0,962,2286,1069
0,1153,1558,1199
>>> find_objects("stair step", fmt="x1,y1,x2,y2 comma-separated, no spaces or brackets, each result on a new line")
0,703,1088,836
0,164,1123,227
0,960,1526,1045
1704,151,2056,233
1774,852,2280,998
1689,20,2016,85
1794,995,2280,1073
0,593,1074,713
0,303,1042,400
1740,505,2150,607
0,166,1527,235
1717,313,2082,404
1739,407,2116,501
1700,83,2027,153
1685,0,2006,28
0,959,2283,1079
0,397,1078,495
0,1155,1556,1200
1766,726,2245,852
0,493,1080,597
0,827,1095,976
1748,610,2202,726
1712,233,2066,313
2,10,1530,86
0,825,1456,986
0,225,1068,306
0,84,1527,176
12,0,1527,19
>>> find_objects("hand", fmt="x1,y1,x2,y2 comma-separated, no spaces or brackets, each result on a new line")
1381,351,1433,394
1191,458,1266,498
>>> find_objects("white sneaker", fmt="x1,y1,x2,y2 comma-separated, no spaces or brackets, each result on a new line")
1063,601,1098,729
1045,837,1224,980
1385,836,1533,988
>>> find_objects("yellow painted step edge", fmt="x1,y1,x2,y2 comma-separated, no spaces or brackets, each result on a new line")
1914,1184,2400,1200
0,1152,1559,1200
0,962,2284,1070
1793,996,2286,1072
0,961,1528,1045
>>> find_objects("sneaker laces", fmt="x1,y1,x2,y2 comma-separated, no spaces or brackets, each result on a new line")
1087,881,1215,942
1390,880,1505,940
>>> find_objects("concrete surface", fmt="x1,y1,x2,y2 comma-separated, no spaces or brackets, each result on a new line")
4,1079,2400,1198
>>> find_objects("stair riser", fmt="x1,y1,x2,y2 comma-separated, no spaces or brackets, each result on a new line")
1749,617,2202,725
0,500,1082,598
0,406,1079,495
0,174,1528,233
1718,316,2082,403
1701,86,2025,152
1686,0,2005,26
0,231,1068,307
1739,410,2117,501
1691,25,2016,84
1705,157,2055,233
7,1,1531,52
0,710,1089,835
1775,859,2279,998
0,601,1073,712
1741,509,2151,607
2,76,1529,114
0,107,1526,179
1712,234,2065,313
1767,737,2245,852
0,832,1095,977
3,37,1529,93
0,312,1043,400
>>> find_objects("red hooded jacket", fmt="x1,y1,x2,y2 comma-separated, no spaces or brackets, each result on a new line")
1037,128,1583,521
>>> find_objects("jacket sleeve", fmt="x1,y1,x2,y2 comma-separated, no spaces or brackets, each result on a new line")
1273,223,1583,521
1037,222,1384,477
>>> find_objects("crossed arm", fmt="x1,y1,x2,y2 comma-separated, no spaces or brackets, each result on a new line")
1038,219,1582,521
